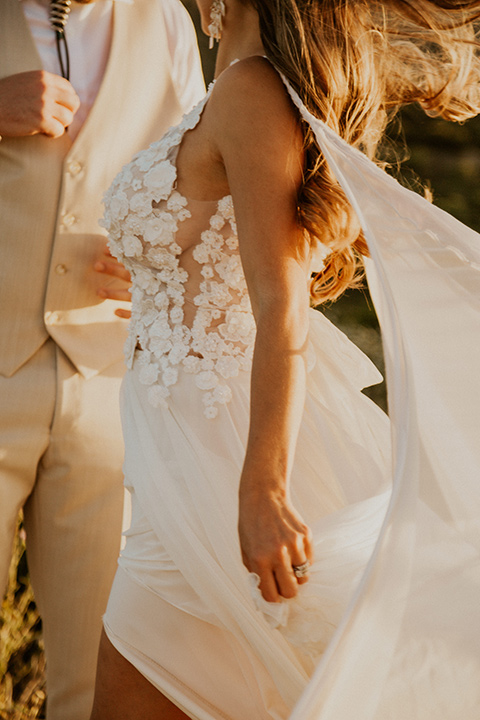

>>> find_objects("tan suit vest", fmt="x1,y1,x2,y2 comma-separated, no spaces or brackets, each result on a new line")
0,0,184,378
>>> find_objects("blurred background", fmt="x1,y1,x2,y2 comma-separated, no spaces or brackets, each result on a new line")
1,2,479,717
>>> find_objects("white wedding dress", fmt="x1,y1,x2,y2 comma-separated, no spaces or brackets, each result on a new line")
101,68,480,720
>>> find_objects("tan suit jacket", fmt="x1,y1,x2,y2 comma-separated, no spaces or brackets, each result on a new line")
0,0,184,379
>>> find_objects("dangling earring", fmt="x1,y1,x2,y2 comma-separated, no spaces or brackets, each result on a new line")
208,0,226,50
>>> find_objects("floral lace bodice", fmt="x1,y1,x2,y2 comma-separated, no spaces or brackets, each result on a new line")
102,89,256,418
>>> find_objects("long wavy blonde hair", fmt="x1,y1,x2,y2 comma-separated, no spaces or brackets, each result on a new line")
248,0,480,303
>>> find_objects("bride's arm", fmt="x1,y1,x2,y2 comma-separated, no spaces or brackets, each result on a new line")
210,59,314,602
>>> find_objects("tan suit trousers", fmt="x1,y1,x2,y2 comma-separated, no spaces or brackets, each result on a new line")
0,339,126,720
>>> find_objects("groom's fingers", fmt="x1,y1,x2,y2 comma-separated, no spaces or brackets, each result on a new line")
97,286,132,302
115,308,132,319
94,258,131,283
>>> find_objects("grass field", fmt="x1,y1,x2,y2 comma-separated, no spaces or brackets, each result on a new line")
0,521,45,719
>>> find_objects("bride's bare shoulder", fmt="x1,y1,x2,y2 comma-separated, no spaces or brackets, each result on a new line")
214,55,284,95
208,56,302,147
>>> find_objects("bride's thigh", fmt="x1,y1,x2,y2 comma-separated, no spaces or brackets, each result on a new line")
90,630,190,720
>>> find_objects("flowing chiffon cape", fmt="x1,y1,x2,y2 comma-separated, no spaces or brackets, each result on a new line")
285,86,480,719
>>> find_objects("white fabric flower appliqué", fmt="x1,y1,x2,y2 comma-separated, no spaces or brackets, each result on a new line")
103,88,256,419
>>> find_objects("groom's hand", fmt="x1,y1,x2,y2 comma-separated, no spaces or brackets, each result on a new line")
94,245,132,319
0,70,80,139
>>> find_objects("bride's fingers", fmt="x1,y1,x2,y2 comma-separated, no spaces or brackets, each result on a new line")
294,569,310,585
300,528,314,583
256,547,299,601
291,535,313,586
257,569,282,603
274,560,300,599
291,558,310,586
240,511,314,600
301,522,314,561
272,545,308,599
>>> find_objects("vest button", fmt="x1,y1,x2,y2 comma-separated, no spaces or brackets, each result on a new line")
55,264,67,275
62,213,76,228
68,160,82,175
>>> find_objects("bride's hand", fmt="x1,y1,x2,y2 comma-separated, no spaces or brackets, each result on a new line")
238,489,313,603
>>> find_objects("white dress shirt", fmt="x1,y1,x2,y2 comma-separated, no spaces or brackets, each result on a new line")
20,0,205,139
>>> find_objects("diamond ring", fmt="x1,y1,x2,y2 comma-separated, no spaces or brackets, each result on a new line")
292,561,311,578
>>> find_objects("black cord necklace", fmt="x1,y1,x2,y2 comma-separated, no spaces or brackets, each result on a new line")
49,0,72,80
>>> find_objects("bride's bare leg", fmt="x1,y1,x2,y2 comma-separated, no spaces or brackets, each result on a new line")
90,630,191,720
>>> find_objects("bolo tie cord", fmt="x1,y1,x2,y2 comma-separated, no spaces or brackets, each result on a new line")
49,0,72,81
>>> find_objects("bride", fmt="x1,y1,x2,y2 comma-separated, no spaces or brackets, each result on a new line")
90,1,480,719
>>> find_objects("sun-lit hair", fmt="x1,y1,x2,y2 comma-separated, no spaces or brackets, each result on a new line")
249,0,480,303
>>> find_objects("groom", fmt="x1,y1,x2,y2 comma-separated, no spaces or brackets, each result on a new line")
0,1,204,718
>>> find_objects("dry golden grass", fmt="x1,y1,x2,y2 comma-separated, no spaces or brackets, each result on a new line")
0,519,46,719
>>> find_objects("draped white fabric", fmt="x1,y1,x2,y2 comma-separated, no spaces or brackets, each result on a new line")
286,86,480,720
108,308,393,719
